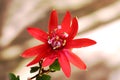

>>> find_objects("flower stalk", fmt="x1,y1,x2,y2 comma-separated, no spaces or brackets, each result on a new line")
30,60,56,80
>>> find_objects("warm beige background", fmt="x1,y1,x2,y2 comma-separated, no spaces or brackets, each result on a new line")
0,0,120,80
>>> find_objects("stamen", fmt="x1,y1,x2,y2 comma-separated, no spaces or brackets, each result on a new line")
56,36,59,40
54,28,57,32
48,31,67,49
62,40,66,46
64,32,68,37
53,47,56,50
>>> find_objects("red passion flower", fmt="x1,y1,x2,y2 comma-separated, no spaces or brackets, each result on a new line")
21,10,96,77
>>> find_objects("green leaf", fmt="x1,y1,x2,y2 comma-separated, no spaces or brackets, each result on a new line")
36,75,51,80
36,76,41,80
16,76,20,80
49,59,60,71
9,73,17,80
30,66,40,73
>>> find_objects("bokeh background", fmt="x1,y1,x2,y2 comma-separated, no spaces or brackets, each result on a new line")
0,0,120,80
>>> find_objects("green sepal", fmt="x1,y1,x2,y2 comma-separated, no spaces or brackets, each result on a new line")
9,73,20,80
36,75,51,80
30,66,40,73
49,59,60,71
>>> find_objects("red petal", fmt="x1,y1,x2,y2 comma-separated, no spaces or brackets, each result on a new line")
64,49,86,70
66,38,96,48
21,44,48,58
68,18,78,40
61,11,71,33
58,51,71,77
42,53,56,67
27,51,48,66
27,27,48,42
49,10,58,33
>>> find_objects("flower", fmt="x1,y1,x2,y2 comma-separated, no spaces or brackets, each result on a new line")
21,10,96,77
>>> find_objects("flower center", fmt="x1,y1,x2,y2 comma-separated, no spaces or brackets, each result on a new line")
48,34,67,50
48,36,66,49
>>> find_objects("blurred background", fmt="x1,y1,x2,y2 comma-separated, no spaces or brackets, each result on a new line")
0,0,120,80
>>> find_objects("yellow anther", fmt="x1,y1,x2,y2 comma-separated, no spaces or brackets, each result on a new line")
64,40,66,43
62,40,66,46
63,32,68,37
56,36,59,40
48,36,50,39
53,47,56,50
54,28,57,32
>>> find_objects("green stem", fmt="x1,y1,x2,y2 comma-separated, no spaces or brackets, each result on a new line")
30,60,56,80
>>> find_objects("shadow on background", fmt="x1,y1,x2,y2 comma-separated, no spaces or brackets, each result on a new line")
0,0,120,80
